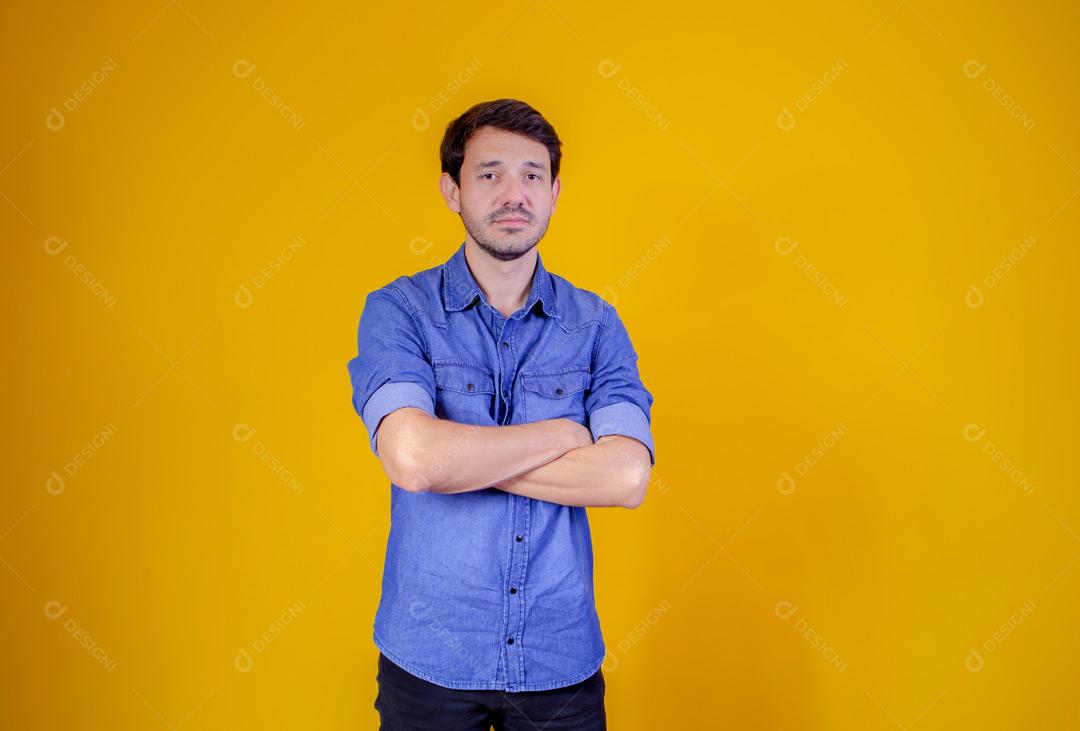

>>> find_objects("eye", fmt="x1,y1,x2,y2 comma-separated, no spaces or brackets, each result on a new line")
480,173,497,181
527,174,542,181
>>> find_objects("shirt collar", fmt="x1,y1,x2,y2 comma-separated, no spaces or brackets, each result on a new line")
442,241,557,318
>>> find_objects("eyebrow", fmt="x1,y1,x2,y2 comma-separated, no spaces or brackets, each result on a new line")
476,160,547,171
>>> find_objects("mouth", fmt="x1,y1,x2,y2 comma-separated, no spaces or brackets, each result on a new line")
494,218,530,225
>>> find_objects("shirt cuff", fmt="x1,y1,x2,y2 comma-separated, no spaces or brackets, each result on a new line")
362,381,435,456
588,402,655,465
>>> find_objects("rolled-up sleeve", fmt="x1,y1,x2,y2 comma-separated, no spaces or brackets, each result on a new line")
346,286,436,456
584,302,656,465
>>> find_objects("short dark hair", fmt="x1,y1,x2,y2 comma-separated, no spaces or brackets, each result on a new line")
440,98,562,186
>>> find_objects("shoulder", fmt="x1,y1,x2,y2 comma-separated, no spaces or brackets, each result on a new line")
548,271,616,331
365,259,446,320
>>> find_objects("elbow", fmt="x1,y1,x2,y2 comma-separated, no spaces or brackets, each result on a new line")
619,465,651,509
384,453,431,493
392,461,431,493
599,436,652,509
378,439,432,494
376,411,438,493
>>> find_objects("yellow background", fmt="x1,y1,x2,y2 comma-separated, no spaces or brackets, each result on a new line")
3,1,1078,728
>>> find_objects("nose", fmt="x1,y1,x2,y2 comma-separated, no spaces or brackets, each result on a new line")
499,175,527,209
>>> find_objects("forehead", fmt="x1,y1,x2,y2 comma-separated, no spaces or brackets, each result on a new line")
463,126,550,170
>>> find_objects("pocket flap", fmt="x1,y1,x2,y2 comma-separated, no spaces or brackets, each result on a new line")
433,362,495,394
521,371,590,399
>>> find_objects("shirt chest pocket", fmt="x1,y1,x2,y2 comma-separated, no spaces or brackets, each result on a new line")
520,369,591,425
433,361,496,424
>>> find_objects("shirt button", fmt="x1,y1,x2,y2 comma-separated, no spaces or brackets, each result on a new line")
555,388,564,396
509,587,517,594
466,383,474,391
506,637,514,645
502,341,510,349
515,535,523,542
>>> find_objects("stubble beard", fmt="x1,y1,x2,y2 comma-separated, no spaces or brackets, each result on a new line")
460,203,550,262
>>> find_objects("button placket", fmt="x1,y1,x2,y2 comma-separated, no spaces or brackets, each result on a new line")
486,306,511,425
483,304,534,690
504,487,529,688
497,322,516,414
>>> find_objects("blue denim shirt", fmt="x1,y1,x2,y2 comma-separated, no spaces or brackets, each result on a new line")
346,241,655,691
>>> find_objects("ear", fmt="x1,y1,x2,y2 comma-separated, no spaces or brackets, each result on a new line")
549,175,561,215
440,172,461,214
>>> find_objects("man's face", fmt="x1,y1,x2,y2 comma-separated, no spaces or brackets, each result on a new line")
442,126,560,262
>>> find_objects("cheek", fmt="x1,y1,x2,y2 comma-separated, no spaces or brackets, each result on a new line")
461,194,493,220
536,192,555,213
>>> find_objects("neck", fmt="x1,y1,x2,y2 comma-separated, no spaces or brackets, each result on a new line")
463,240,537,318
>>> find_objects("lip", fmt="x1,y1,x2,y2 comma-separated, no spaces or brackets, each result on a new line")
494,218,529,224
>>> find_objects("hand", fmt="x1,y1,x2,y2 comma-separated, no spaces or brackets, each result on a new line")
489,419,593,492
553,418,593,452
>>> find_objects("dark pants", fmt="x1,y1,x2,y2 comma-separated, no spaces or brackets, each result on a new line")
375,652,607,730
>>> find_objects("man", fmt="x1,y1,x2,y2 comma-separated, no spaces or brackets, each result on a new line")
346,98,656,730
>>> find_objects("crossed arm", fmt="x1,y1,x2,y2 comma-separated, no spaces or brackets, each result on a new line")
373,408,652,509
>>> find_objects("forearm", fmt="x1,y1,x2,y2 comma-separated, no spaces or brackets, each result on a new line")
493,435,652,509
378,409,578,494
